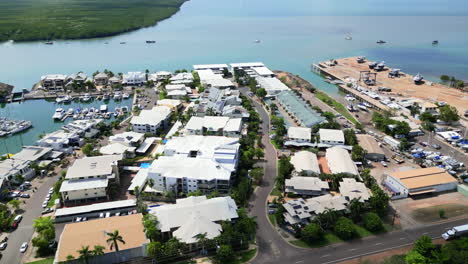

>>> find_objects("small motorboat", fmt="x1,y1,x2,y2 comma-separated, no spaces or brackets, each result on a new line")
356,56,366,63
53,108,65,120
120,42,126,44
122,93,130,99
44,41,53,45
81,93,92,102
114,92,122,100
432,40,439,45
254,40,261,43
146,40,156,44
104,112,112,119
413,73,424,83
368,61,378,69
103,94,110,101
66,108,74,115
376,40,386,44
100,105,108,113
121,106,129,113
345,36,352,40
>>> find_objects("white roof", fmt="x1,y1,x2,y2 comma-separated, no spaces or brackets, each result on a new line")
224,118,242,132
206,78,234,88
168,90,187,96
150,156,232,181
131,106,172,126
55,199,136,217
185,116,231,131
152,196,238,233
170,72,193,82
256,77,290,94
285,177,329,192
166,84,187,91
100,143,136,155
288,127,311,141
172,211,222,243
60,178,108,192
339,178,370,202
41,74,67,80
109,131,144,145
66,155,122,179
290,151,320,174
319,129,345,143
193,64,228,70
253,66,274,76
12,146,52,162
156,99,182,109
136,138,156,154
128,169,149,192
230,62,265,68
326,146,359,175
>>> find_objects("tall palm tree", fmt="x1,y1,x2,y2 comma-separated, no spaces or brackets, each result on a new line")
92,245,105,256
77,245,92,264
106,230,126,252
194,232,208,255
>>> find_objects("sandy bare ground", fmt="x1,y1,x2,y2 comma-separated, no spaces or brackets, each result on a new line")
318,57,468,117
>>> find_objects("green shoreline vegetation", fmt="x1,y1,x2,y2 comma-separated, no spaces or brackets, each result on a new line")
0,0,187,42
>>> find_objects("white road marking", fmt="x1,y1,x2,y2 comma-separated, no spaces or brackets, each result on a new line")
321,254,331,258
375,243,383,246
399,237,406,240
349,248,357,251
295,261,304,264
422,232,429,235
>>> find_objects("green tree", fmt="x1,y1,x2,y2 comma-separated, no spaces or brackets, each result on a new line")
77,245,93,264
363,212,384,232
413,235,436,258
250,167,264,185
106,230,125,252
146,241,163,259
66,255,75,261
255,88,267,98
405,250,427,264
8,199,20,212
82,143,94,156
399,138,410,151
333,217,357,240
369,185,390,216
439,105,460,123
351,145,367,162
254,148,265,159
440,237,468,264
142,214,160,242
213,245,235,264
195,233,209,255
92,245,105,256
440,75,450,83
343,129,358,145
315,209,339,230
419,112,436,123
348,198,366,222
301,223,323,243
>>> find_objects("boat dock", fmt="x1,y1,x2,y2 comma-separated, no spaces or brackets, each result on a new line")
312,57,467,116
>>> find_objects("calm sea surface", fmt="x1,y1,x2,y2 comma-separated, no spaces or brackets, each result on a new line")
1,0,467,154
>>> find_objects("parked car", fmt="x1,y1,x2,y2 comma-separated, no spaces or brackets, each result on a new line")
431,144,441,150
48,188,54,194
42,201,48,208
20,242,28,253
20,194,30,199
23,181,31,187
0,242,7,250
381,161,388,167
41,208,54,215
13,215,22,224
420,141,429,147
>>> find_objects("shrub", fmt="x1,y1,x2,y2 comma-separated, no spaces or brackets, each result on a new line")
363,212,384,232
301,223,323,243
334,217,357,240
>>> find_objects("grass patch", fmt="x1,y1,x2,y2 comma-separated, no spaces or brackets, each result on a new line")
354,224,373,237
235,249,257,264
270,186,282,196
0,0,187,41
290,233,343,248
268,214,277,226
315,90,359,125
25,258,54,264
270,139,280,150
47,191,60,207
411,203,468,223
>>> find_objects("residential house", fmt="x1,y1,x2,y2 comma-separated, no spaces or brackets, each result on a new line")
338,178,370,202
59,155,122,204
319,129,345,146
130,106,172,134
283,194,348,225
54,214,148,264
290,151,320,176
285,177,329,197
122,72,146,85
93,72,109,86
36,130,82,153
285,127,312,147
185,116,242,137
40,74,67,91
151,196,238,243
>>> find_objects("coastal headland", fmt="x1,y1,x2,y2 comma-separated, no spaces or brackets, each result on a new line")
0,0,188,42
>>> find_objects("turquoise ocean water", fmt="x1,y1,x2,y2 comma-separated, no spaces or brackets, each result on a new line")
0,0,467,154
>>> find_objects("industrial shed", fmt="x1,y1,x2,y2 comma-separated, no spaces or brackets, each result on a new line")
357,134,385,161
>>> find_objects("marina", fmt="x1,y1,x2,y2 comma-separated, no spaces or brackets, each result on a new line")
0,118,32,137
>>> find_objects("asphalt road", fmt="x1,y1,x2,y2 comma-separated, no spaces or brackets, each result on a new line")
241,88,468,264
2,175,59,264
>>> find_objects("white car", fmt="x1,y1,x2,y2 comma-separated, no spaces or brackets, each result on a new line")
0,242,7,250
381,161,388,167
42,201,48,208
48,188,54,194
20,242,28,253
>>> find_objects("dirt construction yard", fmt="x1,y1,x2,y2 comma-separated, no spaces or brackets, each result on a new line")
392,192,468,229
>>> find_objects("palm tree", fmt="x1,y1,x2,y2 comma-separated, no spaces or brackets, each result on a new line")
92,245,105,256
77,245,92,264
106,230,126,252
194,232,208,255
66,255,75,261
